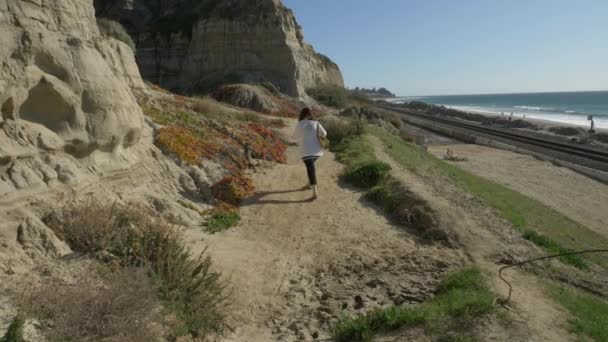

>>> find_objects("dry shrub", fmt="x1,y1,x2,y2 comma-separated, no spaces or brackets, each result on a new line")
213,84,300,117
192,97,223,114
26,268,160,342
320,117,366,145
44,203,231,338
212,175,255,206
366,176,451,244
269,118,286,128
213,84,279,114
260,82,281,96
386,113,403,129
275,96,301,117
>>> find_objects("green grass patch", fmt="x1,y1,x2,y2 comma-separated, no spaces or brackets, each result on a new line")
329,125,446,241
332,134,375,166
344,161,391,188
0,316,24,342
369,126,608,269
323,119,392,189
522,230,587,269
205,210,241,234
331,268,495,341
331,134,391,189
550,286,608,341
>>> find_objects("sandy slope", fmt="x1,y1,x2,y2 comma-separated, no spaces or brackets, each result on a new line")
182,118,577,341
185,121,465,341
428,144,608,238
370,136,574,342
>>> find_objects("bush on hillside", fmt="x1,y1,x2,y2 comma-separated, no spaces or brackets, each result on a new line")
205,206,241,234
260,82,281,96
44,203,231,338
96,18,136,52
307,84,350,108
365,176,445,242
386,112,403,129
191,97,225,115
212,175,255,206
26,268,161,342
344,161,391,188
321,117,366,146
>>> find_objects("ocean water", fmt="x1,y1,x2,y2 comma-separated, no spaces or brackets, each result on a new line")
391,91,608,129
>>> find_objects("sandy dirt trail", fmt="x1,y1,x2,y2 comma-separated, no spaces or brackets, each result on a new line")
185,122,464,341
370,136,575,342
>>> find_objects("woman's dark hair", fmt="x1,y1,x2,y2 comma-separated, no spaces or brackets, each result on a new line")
299,107,313,121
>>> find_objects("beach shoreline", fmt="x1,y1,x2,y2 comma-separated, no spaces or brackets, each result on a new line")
447,105,608,131
386,98,608,136
445,106,608,134
388,91,608,130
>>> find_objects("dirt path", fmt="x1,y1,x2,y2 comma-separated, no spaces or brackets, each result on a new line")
186,122,464,341
428,144,608,238
370,136,575,342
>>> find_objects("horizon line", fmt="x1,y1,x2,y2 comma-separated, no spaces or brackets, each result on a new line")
397,89,608,98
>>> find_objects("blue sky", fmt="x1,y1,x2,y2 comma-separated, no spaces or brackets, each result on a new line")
283,0,608,96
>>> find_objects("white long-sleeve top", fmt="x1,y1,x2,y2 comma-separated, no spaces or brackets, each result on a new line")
293,119,327,159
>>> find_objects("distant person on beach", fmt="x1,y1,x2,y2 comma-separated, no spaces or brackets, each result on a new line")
294,108,327,199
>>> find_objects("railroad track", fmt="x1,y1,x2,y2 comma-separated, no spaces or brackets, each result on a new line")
379,105,608,171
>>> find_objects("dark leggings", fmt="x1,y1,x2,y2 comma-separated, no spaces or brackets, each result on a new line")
303,157,319,185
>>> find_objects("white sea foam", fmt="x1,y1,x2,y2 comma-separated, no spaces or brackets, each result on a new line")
515,106,543,111
447,105,608,129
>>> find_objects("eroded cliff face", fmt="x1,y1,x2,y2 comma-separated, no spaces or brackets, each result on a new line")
95,0,344,97
0,0,149,271
0,0,146,179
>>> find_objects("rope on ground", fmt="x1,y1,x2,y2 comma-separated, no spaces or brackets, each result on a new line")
496,249,608,305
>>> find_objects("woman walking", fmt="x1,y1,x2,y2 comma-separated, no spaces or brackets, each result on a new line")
293,108,327,199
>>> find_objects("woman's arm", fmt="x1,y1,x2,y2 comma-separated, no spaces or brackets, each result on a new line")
317,122,327,137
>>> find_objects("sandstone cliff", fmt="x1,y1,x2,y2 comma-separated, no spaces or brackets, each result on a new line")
95,0,344,97
0,0,152,271
0,0,294,275
0,0,148,194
